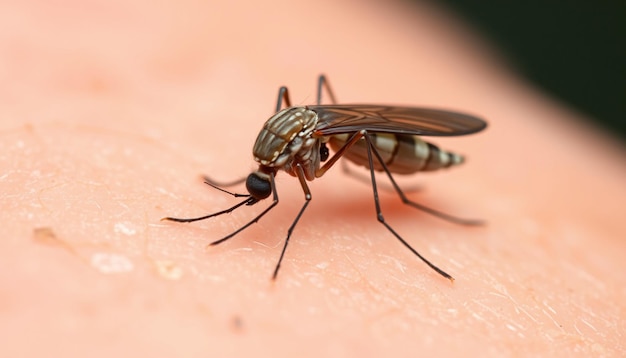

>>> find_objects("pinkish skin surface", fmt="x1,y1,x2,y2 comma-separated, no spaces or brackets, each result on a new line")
1,0,625,357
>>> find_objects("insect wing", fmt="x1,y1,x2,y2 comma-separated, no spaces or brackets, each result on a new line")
310,105,487,137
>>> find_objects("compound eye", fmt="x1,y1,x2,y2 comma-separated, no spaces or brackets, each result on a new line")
246,173,271,200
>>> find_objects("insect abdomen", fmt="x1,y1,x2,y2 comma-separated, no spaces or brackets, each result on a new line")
328,133,464,174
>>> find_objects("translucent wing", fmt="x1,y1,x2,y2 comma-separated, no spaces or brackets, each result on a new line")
309,104,487,137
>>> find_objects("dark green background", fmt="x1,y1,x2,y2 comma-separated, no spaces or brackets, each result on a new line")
433,1,625,140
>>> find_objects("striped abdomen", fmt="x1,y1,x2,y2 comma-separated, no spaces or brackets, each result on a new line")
328,133,464,174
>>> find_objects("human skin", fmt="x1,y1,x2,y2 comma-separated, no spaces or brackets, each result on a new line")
1,0,625,356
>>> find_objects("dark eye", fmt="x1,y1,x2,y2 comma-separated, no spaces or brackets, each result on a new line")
320,143,329,162
246,173,271,200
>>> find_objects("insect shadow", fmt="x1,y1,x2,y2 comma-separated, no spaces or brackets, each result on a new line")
162,75,487,282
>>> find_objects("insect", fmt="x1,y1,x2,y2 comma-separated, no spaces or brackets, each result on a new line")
163,75,487,282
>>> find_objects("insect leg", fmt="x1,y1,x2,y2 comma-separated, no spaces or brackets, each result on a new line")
208,173,280,246
316,74,338,105
363,132,455,282
366,137,484,226
272,164,312,280
275,86,292,112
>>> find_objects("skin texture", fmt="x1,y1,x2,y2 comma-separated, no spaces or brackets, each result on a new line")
1,0,625,356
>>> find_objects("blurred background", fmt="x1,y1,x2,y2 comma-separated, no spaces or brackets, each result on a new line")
436,0,625,140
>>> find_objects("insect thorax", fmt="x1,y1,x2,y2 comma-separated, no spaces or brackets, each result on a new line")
253,107,321,180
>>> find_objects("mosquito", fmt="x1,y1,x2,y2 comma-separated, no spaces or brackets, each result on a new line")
162,75,487,282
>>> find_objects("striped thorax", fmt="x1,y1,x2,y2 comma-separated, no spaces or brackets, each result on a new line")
252,107,322,181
